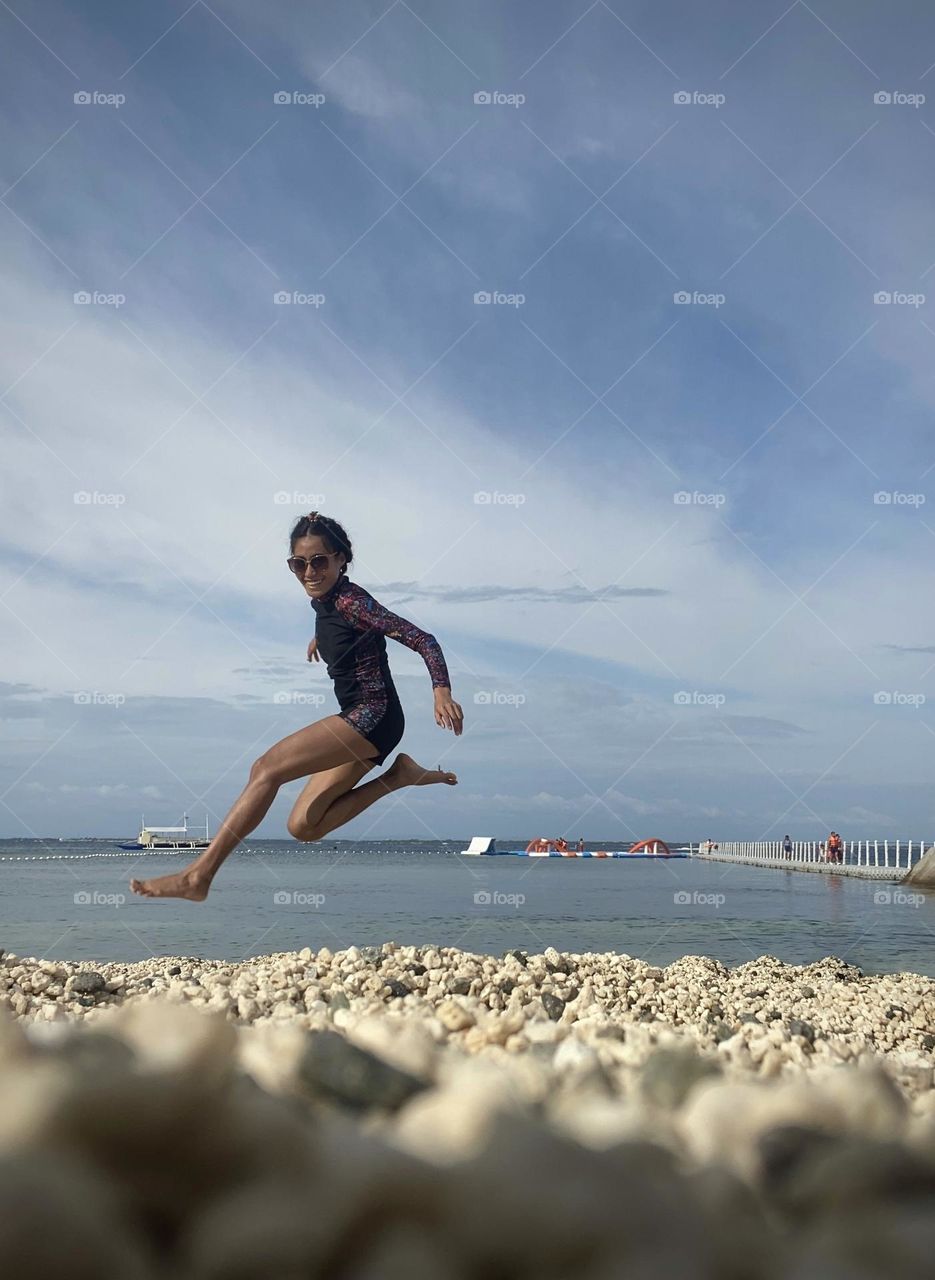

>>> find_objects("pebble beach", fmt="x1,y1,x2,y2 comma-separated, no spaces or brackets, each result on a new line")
2,942,935,1277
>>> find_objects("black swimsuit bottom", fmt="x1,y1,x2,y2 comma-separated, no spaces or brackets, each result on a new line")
309,576,450,767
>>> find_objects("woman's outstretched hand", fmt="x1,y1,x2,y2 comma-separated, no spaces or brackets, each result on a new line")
434,687,463,735
307,637,320,663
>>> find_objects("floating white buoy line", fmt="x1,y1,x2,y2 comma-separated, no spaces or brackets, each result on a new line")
0,850,189,862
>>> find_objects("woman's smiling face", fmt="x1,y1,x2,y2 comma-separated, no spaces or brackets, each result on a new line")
291,534,346,599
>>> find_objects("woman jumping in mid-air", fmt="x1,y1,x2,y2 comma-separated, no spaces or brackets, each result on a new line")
130,511,462,901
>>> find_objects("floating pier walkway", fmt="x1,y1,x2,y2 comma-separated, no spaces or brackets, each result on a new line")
691,838,934,883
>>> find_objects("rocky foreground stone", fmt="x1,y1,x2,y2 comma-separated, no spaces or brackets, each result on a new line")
0,944,934,1277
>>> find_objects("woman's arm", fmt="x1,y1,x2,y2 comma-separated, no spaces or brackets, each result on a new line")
336,582,462,734
336,582,451,688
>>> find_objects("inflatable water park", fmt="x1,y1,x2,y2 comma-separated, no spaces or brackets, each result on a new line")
459,837,689,858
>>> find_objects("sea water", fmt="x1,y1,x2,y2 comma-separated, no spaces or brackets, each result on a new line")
0,838,933,973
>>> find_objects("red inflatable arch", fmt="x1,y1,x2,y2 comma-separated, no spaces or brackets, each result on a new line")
628,838,672,856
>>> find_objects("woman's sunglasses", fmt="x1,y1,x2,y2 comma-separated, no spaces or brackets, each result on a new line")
287,552,342,577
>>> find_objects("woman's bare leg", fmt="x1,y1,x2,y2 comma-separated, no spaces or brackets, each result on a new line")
129,716,379,901
289,752,458,840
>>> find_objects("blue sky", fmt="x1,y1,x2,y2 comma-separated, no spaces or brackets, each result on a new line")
3,0,935,842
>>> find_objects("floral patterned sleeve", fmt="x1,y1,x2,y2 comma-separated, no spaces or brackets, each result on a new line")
336,583,451,689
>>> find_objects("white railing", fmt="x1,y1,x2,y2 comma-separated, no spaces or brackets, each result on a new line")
690,839,932,871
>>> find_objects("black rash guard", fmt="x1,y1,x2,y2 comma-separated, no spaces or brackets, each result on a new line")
310,574,450,766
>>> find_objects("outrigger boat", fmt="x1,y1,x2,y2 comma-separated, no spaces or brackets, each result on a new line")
117,813,210,852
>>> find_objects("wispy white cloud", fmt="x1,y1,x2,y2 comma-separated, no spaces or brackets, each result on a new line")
309,51,421,120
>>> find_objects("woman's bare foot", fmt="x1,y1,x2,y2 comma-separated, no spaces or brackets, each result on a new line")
130,867,211,901
385,752,458,788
